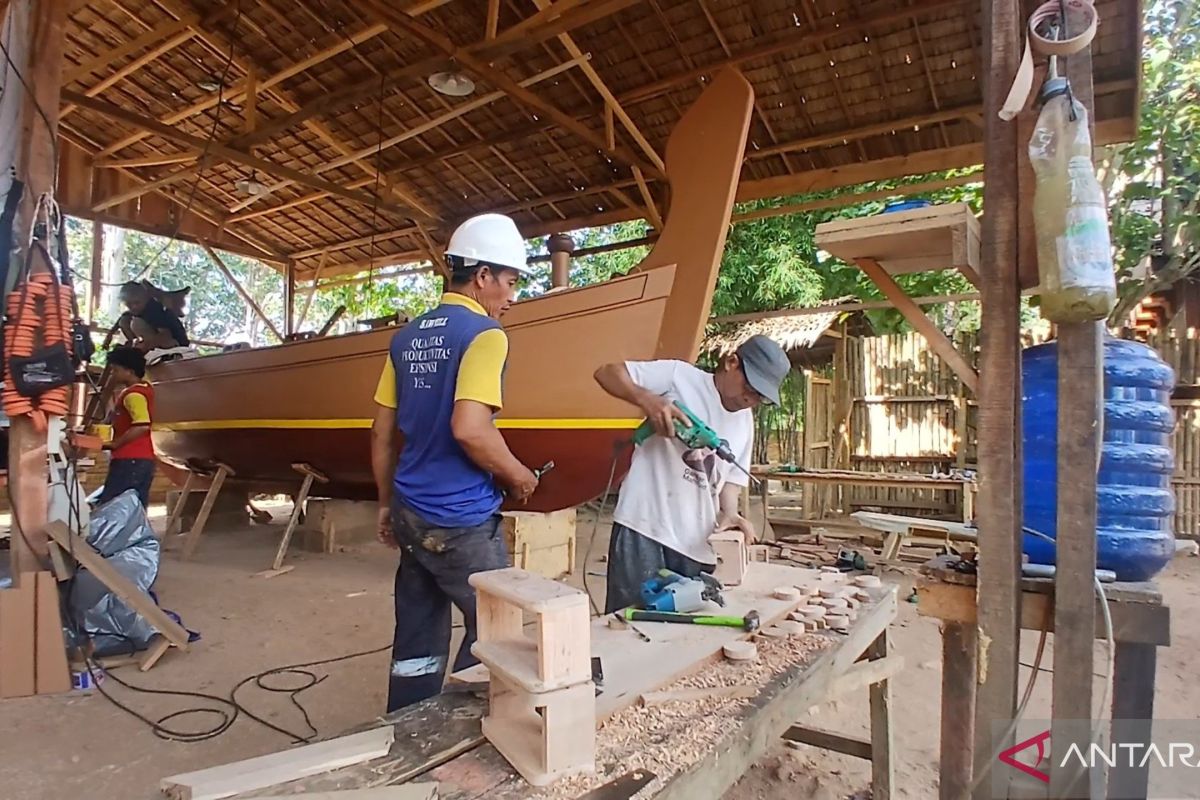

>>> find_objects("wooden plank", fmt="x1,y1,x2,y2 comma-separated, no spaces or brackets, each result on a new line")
34,571,71,694
44,522,191,649
817,203,979,275
940,622,975,800
47,539,75,581
161,727,396,800
782,725,872,760
915,580,1170,647
639,685,757,706
972,0,1024,792
233,693,485,796
256,787,437,800
272,473,316,570
164,471,196,537
854,258,978,393
0,581,37,698
139,636,172,671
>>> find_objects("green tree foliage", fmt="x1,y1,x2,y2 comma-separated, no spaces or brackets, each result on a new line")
1107,0,1200,321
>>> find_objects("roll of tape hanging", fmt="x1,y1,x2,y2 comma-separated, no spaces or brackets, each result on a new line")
999,0,1099,121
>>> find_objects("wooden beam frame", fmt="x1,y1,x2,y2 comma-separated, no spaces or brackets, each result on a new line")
359,0,663,180
854,257,979,393
201,243,284,341
61,91,414,216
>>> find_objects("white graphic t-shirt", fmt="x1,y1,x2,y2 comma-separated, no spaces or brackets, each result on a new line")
612,360,754,564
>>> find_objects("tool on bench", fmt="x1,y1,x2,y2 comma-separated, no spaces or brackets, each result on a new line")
623,607,761,632
640,568,725,612
632,401,758,485
578,770,656,800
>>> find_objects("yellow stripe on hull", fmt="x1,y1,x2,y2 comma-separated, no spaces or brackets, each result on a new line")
154,418,642,432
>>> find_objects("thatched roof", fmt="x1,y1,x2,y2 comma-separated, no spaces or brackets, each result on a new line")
53,0,1142,279
705,296,855,356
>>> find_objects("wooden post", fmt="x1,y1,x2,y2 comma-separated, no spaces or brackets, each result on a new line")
202,243,284,341
181,463,233,559
270,463,328,571
973,0,1023,794
1108,641,1158,799
547,233,574,289
163,471,196,537
868,630,894,800
88,221,104,323
284,259,296,337
1051,10,1100,794
6,0,68,584
940,622,977,800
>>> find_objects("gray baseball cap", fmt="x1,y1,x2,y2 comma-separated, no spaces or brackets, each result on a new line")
736,334,791,405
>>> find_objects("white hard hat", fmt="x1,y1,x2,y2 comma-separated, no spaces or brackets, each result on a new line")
445,213,529,274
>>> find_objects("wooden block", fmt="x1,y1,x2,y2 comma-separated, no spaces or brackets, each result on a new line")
502,510,577,579
469,568,588,613
777,620,806,636
482,676,594,786
827,614,851,630
139,636,172,671
772,587,801,601
0,581,37,698
34,572,71,694
160,726,396,800
44,522,190,649
476,590,524,643
722,641,757,661
855,574,883,588
747,544,770,563
709,530,747,586
639,685,757,706
537,602,590,690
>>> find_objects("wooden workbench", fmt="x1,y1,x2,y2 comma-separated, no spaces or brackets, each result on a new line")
754,466,977,522
916,556,1171,799
226,565,900,800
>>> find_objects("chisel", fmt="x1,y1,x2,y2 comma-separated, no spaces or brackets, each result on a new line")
622,608,760,632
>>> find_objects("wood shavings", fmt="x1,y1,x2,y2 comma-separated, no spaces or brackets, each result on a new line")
536,635,830,800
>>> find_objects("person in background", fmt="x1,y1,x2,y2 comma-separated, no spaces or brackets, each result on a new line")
370,213,540,712
593,335,792,612
97,346,157,508
117,281,190,353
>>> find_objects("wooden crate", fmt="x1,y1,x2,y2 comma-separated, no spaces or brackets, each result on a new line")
501,509,577,578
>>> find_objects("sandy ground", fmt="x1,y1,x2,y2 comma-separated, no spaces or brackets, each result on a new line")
1,505,1198,800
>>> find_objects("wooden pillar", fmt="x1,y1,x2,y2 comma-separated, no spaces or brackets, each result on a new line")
1050,6,1101,797
547,233,574,289
940,622,977,800
6,0,68,583
88,220,103,323
973,0,1024,795
284,258,295,337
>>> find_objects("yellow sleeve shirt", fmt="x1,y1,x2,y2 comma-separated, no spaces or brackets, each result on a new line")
122,390,151,424
373,328,508,410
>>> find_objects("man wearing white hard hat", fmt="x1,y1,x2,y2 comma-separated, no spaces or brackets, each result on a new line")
370,213,540,711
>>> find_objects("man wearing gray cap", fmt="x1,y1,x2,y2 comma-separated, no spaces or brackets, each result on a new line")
593,334,792,612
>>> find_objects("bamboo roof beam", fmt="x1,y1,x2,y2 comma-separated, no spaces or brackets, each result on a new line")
232,55,587,215
618,0,968,105
232,0,648,154
62,91,414,216
528,0,663,172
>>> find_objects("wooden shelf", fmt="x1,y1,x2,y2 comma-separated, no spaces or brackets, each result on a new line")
815,202,980,277
472,638,591,693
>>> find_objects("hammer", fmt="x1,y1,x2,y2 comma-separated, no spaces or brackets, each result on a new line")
622,608,761,632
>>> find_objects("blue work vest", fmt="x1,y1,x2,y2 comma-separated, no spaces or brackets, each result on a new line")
389,301,504,528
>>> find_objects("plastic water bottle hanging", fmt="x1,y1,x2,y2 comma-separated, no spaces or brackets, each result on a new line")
1028,56,1117,323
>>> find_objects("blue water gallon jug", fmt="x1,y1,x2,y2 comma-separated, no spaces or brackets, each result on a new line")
1022,337,1176,581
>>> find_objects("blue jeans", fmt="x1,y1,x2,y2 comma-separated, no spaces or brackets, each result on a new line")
387,500,509,712
98,458,156,507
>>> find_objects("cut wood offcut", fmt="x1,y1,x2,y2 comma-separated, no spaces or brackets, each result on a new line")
709,530,747,586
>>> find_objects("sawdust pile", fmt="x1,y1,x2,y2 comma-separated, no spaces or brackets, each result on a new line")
542,632,833,799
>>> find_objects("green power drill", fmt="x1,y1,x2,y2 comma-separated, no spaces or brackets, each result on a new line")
632,401,756,484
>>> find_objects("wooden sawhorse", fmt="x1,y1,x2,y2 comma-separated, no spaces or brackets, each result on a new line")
261,462,329,575
163,462,235,560
916,556,1171,799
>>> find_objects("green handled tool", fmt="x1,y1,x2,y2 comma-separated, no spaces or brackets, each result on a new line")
623,608,760,632
632,401,757,485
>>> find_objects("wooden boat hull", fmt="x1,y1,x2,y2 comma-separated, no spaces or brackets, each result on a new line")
149,69,755,514
151,268,672,511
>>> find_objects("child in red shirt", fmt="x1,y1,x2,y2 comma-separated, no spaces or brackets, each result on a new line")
98,346,156,507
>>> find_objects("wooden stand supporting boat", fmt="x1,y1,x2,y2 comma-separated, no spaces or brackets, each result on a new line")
150,70,755,512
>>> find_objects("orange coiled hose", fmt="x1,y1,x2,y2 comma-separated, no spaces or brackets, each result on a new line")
2,271,76,432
